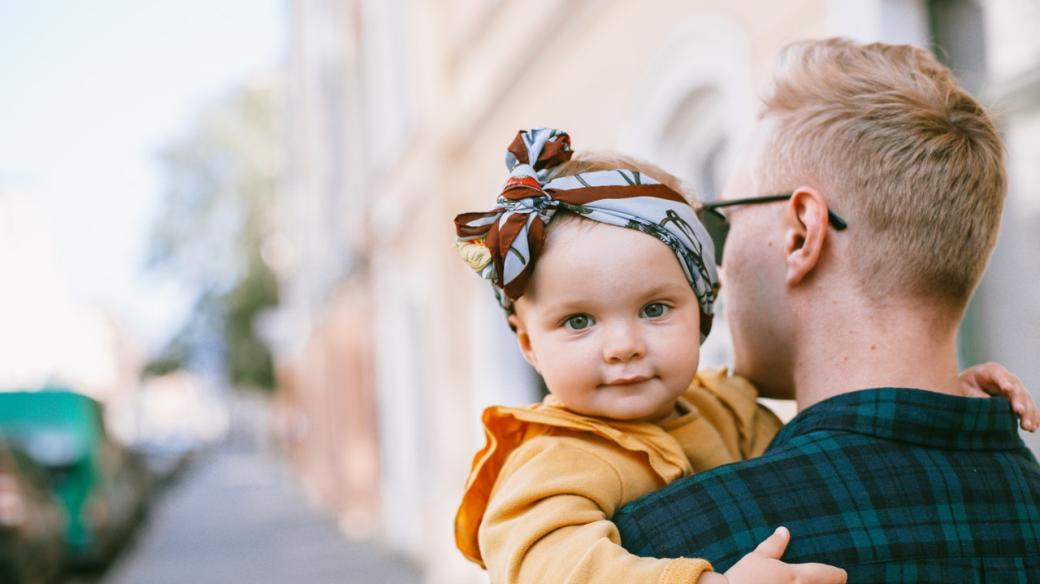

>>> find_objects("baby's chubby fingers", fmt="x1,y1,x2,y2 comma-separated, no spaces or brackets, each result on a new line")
753,526,792,559
1000,371,1038,432
1021,389,1039,432
786,562,848,584
959,363,1038,431
958,362,1001,398
754,527,846,583
722,527,846,584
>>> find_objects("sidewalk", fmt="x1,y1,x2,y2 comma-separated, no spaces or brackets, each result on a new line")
102,444,421,584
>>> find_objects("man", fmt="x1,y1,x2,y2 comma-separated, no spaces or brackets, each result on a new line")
615,38,1040,581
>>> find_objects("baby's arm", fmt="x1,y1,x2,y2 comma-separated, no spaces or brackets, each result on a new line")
479,435,711,584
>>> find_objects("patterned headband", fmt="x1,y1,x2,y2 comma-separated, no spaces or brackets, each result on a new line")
454,128,719,341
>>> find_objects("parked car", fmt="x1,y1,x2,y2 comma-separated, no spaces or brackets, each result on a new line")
0,390,150,567
128,435,199,485
0,435,66,583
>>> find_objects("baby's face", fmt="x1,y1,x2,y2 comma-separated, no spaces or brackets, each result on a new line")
510,219,701,423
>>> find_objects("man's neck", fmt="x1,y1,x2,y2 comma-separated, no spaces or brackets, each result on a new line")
791,294,964,412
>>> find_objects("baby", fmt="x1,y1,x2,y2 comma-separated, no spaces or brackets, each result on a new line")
452,128,1036,584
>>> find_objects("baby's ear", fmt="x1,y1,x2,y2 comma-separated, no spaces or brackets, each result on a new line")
507,314,539,369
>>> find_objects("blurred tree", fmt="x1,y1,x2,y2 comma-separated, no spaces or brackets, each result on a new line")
144,80,283,391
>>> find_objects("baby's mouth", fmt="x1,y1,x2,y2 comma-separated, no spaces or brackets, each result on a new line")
603,375,652,386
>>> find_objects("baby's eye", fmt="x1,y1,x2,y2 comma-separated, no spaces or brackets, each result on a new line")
563,314,593,330
640,303,669,319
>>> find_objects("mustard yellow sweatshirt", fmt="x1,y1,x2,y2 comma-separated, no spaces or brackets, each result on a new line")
455,368,783,584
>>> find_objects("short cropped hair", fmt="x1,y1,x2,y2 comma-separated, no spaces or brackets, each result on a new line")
757,37,1006,308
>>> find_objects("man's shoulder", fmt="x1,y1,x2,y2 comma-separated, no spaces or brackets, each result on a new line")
615,432,821,558
617,416,1040,572
623,423,837,508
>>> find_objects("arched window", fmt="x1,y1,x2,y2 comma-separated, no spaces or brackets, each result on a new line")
656,86,728,201
622,14,755,367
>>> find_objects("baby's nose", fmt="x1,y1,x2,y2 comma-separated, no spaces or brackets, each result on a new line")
602,325,646,363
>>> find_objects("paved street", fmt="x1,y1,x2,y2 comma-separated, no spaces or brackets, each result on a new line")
77,444,420,584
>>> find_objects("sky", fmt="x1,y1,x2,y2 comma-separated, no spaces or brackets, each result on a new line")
0,0,285,351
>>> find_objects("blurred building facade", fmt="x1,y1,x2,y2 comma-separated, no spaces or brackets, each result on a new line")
269,1,1040,582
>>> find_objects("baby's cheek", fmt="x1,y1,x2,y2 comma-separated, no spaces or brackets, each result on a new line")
543,353,598,401
660,328,700,381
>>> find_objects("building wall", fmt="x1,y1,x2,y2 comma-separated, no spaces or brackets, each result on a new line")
275,1,1040,582
973,0,1040,455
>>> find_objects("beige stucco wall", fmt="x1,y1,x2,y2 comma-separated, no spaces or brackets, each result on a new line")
278,1,1040,582
357,2,829,581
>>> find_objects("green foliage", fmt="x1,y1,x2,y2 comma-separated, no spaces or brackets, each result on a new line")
144,79,283,390
142,347,187,378
223,252,279,390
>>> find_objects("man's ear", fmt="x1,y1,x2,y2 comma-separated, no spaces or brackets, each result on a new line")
783,187,829,286
507,313,539,370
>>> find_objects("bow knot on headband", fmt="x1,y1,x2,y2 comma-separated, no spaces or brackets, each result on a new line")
454,128,720,342
503,127,574,195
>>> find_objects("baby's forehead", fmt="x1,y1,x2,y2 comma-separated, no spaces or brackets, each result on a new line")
528,219,693,298
541,212,601,243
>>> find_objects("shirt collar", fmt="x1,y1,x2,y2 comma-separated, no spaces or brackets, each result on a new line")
770,387,1024,452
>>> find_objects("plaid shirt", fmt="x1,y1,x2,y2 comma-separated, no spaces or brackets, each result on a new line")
615,388,1040,583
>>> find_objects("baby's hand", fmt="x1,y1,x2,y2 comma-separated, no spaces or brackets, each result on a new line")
960,362,1038,432
697,527,846,584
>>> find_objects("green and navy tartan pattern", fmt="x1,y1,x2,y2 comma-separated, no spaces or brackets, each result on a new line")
615,388,1040,582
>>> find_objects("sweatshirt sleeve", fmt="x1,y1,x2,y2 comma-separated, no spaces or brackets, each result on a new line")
691,368,783,460
479,434,712,584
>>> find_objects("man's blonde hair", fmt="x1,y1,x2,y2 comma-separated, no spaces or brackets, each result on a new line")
757,38,1006,308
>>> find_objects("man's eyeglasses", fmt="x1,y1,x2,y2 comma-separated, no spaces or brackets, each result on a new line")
696,193,848,266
